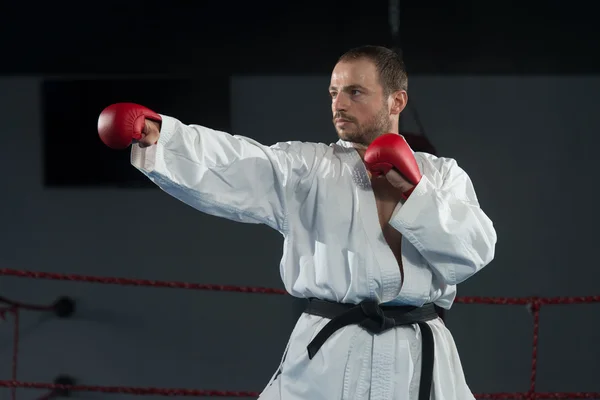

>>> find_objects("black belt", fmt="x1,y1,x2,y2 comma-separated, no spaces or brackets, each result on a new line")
304,298,438,400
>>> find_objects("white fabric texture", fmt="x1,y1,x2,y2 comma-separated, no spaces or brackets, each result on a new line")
131,115,497,399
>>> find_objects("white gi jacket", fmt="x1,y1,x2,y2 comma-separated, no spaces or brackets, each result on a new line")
131,115,497,400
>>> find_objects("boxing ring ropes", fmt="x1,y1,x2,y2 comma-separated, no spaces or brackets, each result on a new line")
1,268,598,400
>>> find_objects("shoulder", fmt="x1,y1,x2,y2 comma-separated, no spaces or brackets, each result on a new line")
269,138,355,154
414,152,476,198
414,151,466,178
267,140,341,165
270,140,332,153
414,151,481,203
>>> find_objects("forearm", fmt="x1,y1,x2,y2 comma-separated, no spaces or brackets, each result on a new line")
131,115,320,231
132,115,253,177
390,175,497,285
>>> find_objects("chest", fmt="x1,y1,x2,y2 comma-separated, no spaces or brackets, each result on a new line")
370,176,405,230
302,147,406,243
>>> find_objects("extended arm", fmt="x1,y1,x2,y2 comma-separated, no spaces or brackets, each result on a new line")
130,114,322,233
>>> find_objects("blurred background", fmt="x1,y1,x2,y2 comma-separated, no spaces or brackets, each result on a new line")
1,0,599,398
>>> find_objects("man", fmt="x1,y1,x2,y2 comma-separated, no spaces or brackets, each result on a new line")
98,45,496,399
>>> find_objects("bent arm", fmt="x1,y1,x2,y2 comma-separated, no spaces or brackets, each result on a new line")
389,157,497,285
131,115,322,232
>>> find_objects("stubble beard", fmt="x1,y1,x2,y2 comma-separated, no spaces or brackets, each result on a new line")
336,106,392,146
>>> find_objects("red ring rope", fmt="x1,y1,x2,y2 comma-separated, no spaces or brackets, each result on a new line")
1,267,599,399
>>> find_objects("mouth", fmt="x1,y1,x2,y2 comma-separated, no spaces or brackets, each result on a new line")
335,118,351,125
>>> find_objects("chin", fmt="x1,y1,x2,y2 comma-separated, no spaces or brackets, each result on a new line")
337,129,357,142
341,130,364,142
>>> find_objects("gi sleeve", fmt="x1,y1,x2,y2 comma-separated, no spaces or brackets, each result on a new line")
131,115,322,233
389,157,497,285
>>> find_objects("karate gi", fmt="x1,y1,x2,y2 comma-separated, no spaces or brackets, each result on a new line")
131,115,497,400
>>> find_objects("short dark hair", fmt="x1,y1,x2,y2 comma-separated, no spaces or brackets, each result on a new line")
338,45,408,95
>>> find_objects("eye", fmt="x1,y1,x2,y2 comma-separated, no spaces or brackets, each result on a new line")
351,89,361,96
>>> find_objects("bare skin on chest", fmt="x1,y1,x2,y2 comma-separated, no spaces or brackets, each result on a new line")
370,176,405,278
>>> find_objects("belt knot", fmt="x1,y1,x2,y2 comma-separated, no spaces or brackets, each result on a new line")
358,300,396,334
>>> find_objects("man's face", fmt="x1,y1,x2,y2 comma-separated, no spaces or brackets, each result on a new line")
329,58,392,146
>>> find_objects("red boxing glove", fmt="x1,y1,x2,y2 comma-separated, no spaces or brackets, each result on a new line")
97,103,162,149
364,133,422,198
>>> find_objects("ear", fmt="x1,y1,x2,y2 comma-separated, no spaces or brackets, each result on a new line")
389,90,408,116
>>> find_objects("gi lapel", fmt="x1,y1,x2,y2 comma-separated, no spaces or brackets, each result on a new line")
335,140,402,303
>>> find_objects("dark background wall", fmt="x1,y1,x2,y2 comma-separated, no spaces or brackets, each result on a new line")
1,1,599,399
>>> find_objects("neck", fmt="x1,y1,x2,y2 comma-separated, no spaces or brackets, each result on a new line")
351,142,369,150
350,143,368,161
